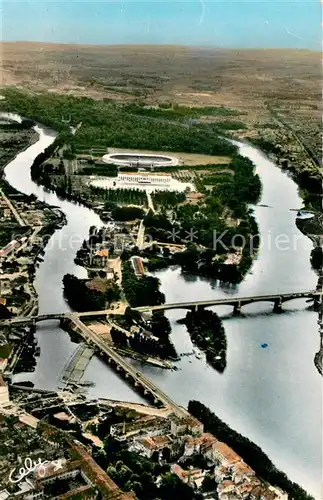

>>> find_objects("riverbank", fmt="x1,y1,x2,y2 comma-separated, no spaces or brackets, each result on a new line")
0,117,68,384
2,114,321,497
0,120,67,319
246,136,321,213
189,400,314,500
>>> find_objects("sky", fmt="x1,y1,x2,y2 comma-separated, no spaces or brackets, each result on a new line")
2,0,321,49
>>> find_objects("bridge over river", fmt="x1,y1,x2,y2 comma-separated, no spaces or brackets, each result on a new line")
1,290,321,327
4,290,320,417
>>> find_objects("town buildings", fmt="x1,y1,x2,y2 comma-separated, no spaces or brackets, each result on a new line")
130,255,145,276
122,411,288,500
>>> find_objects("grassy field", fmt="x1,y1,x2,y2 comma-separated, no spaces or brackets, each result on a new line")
108,148,232,166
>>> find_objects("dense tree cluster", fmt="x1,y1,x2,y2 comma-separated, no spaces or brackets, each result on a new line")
185,309,227,373
150,311,172,339
90,187,147,207
151,190,186,208
208,155,262,216
77,163,118,177
142,155,261,284
62,273,120,312
0,304,12,320
121,261,165,307
2,89,236,157
252,137,321,210
310,246,323,270
0,118,35,131
112,309,177,358
188,401,314,500
30,135,68,186
123,102,240,120
171,245,243,284
92,435,202,500
110,324,176,359
111,206,145,221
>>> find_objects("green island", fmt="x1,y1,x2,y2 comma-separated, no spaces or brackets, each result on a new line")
184,309,227,373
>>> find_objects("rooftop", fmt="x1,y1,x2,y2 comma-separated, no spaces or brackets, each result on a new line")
95,248,109,257
231,460,255,476
119,171,172,177
214,441,241,465
53,412,74,422
140,435,172,450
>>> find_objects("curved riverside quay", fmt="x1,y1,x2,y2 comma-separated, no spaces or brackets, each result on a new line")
3,117,321,497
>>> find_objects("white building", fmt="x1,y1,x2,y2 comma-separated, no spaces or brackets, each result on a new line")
117,172,172,186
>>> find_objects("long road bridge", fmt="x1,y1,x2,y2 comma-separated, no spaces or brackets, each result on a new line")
1,290,320,327
3,290,321,415
133,290,322,314
68,316,189,417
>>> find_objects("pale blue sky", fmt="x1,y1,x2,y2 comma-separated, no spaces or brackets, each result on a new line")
2,0,321,49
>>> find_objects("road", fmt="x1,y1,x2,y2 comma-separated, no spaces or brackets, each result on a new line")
98,398,172,417
136,220,145,249
70,316,189,418
0,187,26,226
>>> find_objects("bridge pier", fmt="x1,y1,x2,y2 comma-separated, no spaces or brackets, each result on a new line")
193,304,205,313
313,298,321,312
273,298,283,313
233,302,241,315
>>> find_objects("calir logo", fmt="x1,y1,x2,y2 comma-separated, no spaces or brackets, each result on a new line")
9,456,64,483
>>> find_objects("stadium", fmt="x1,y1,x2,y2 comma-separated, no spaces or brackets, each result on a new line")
101,152,179,167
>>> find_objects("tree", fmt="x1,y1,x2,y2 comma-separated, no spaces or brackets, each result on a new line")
0,304,12,320
311,246,323,270
202,473,217,493
161,447,171,463
151,311,171,339
158,473,198,500
104,435,127,461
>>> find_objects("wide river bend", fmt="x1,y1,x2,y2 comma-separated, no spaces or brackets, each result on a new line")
3,118,321,497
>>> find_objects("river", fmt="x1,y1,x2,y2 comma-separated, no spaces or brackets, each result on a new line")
3,119,322,497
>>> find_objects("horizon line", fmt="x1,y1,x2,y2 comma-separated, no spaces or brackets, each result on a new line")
1,40,319,52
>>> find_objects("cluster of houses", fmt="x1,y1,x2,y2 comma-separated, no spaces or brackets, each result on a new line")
112,412,288,500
